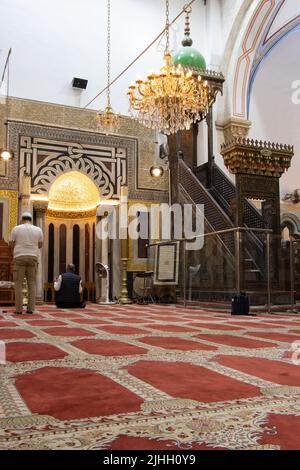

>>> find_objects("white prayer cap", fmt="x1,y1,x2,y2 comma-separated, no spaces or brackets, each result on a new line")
21,212,33,220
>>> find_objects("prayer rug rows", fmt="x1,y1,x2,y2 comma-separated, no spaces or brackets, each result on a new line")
0,304,300,450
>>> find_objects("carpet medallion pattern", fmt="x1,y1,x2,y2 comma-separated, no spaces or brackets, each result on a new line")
0,304,300,450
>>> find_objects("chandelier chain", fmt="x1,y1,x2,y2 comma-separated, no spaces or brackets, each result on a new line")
85,0,197,109
96,0,120,135
107,0,111,106
165,0,170,52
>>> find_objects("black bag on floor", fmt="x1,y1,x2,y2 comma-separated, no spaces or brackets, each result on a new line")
231,292,249,315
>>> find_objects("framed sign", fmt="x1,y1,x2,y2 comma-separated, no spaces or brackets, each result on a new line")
154,241,180,285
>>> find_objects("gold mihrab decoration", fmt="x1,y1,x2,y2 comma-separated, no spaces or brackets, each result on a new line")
48,171,100,212
221,138,294,177
0,189,18,233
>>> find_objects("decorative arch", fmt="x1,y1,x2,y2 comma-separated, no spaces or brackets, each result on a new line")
223,0,300,120
281,212,300,236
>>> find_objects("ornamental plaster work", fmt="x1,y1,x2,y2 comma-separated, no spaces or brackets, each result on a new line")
0,98,168,202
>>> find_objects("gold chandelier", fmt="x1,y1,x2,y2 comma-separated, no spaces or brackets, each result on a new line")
97,0,120,135
128,0,211,135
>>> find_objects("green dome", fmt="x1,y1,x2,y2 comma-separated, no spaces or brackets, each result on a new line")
172,47,206,71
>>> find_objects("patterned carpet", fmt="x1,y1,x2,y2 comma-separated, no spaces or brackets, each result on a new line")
0,304,300,450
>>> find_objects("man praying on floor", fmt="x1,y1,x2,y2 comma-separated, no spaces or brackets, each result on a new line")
54,263,86,309
10,212,43,315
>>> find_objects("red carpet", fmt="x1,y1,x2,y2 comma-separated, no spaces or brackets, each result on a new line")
71,319,111,325
258,414,300,450
0,321,18,327
43,327,96,337
143,324,197,332
126,360,261,402
27,320,67,326
15,314,44,319
228,321,282,329
190,322,243,331
15,367,143,420
195,333,277,348
71,339,148,356
0,328,35,339
0,304,299,450
138,336,217,351
97,325,149,334
214,355,300,386
6,342,68,362
245,331,300,343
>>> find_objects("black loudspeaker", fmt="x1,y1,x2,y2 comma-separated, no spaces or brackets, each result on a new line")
72,77,88,89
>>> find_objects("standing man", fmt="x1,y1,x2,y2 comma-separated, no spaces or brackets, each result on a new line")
10,212,43,314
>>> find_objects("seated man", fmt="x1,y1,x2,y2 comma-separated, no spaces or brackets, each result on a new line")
54,264,86,309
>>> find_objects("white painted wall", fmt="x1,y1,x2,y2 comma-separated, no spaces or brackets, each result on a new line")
0,0,209,114
249,28,300,196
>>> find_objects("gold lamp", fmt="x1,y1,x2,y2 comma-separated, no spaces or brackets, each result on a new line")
150,166,164,178
128,0,211,135
97,0,120,135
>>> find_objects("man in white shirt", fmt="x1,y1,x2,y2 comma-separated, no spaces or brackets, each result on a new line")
10,212,43,314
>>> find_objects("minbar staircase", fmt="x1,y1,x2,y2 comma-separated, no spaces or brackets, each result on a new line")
179,159,265,286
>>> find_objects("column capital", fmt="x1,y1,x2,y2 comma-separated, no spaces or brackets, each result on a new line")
33,202,48,217
216,117,252,144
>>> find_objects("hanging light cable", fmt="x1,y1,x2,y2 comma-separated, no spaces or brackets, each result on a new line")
97,0,120,135
0,48,14,161
127,0,211,135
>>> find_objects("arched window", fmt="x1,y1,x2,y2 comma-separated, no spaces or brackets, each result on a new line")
92,223,95,282
73,224,80,275
85,223,90,282
59,224,67,274
48,223,54,282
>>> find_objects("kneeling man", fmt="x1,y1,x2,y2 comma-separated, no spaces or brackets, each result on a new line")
54,264,86,309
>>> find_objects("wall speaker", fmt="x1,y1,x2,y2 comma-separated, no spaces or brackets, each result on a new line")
72,77,88,89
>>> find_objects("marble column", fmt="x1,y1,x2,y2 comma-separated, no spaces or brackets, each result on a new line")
34,203,48,304
119,186,132,305
95,214,110,303
95,215,102,302
20,174,32,217
100,218,109,302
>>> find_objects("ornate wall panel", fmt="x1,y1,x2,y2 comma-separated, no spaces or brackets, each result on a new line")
7,121,167,202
